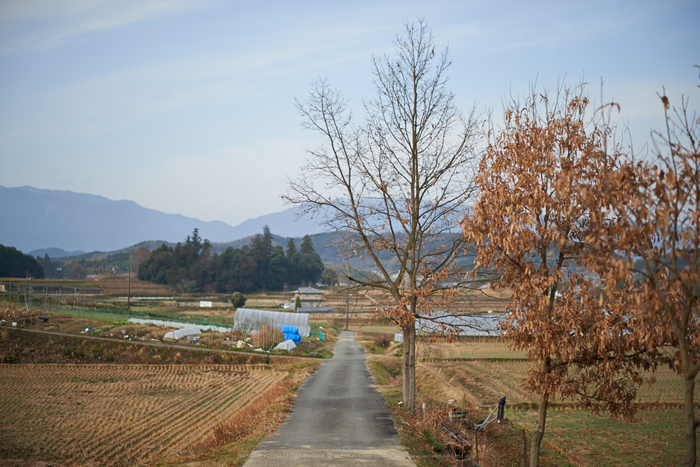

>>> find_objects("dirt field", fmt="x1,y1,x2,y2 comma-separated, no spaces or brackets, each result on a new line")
0,363,311,466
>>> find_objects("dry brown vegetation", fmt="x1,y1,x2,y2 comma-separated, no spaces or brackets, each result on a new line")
0,362,315,466
5,276,176,298
418,359,700,409
369,340,700,466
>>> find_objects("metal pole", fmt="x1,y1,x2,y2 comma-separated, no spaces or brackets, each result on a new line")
345,288,349,331
127,249,132,312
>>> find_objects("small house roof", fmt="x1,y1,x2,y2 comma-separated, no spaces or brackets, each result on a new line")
295,287,324,295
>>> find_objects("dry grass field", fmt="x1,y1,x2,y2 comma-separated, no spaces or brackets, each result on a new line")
368,342,698,467
0,363,311,466
322,286,513,315
4,277,176,298
417,359,700,408
417,340,527,361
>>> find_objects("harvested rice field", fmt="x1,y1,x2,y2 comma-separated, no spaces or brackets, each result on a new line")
0,363,310,466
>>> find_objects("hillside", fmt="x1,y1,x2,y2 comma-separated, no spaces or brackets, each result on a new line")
1,186,328,253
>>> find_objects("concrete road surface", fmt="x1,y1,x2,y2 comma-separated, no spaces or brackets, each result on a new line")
243,331,415,466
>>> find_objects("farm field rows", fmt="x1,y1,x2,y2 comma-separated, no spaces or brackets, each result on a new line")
0,363,295,466
418,359,700,408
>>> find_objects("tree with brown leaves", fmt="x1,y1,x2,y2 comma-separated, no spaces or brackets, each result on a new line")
595,91,699,466
462,84,653,466
285,20,481,412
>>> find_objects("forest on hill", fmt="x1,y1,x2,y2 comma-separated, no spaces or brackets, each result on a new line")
0,244,45,279
137,227,325,293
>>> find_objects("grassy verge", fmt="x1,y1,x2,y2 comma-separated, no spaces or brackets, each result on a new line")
508,408,691,466
367,356,485,467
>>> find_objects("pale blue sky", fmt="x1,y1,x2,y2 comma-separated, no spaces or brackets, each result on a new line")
0,0,698,227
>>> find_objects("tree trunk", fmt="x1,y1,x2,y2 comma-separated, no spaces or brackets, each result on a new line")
685,373,698,466
530,392,549,467
402,323,417,413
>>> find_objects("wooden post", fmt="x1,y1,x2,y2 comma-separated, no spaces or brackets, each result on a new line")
520,428,527,467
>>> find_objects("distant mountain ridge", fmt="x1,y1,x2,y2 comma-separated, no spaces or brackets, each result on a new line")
0,185,329,253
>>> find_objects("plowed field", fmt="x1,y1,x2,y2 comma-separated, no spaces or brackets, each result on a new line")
0,364,293,465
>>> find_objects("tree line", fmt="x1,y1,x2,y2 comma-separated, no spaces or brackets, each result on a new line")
137,227,325,293
0,244,45,279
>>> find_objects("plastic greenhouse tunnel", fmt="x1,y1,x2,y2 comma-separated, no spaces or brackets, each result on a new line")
233,309,310,337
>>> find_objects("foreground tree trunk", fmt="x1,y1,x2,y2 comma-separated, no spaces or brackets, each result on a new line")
401,324,417,412
530,367,550,467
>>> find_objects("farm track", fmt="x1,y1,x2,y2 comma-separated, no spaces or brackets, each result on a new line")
0,364,289,466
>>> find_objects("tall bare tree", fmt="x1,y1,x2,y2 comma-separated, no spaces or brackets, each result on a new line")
598,91,700,466
463,84,654,466
285,20,481,412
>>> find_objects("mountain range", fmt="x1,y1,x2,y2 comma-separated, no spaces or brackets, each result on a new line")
0,186,329,255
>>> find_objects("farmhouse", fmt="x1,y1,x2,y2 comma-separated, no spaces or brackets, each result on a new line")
293,287,334,313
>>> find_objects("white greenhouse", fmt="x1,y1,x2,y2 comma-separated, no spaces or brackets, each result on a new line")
233,308,310,337
164,327,201,340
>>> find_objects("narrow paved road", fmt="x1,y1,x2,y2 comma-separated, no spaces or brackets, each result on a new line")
244,331,415,466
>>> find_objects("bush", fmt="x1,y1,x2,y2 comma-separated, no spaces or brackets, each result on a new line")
374,334,393,349
230,292,247,308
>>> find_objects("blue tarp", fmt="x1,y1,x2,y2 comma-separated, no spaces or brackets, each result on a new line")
275,324,301,343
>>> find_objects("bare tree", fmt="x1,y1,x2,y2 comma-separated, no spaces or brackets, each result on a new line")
600,90,700,466
285,20,482,412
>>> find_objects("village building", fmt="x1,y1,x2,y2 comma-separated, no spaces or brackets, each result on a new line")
293,287,334,313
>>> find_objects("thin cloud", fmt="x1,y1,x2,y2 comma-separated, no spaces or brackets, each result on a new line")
0,0,215,55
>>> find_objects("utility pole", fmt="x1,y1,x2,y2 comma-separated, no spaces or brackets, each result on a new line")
345,288,349,331
127,249,132,313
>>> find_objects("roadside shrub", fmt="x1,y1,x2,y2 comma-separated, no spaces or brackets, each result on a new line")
374,334,393,349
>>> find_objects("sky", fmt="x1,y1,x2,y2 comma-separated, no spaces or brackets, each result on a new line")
0,0,698,227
